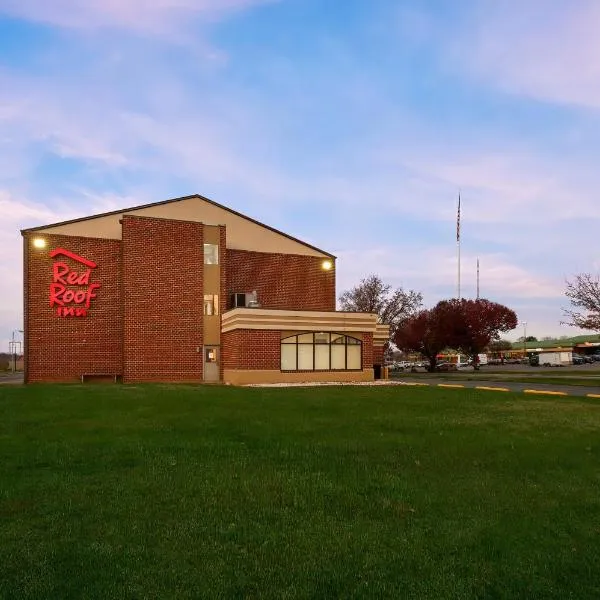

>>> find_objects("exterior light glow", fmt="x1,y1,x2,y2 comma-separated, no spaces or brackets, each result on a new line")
322,260,333,271
33,238,46,249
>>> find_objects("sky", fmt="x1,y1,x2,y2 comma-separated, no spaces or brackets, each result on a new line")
2,0,600,351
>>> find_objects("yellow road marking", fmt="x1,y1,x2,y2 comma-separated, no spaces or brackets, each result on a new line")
401,382,430,386
475,386,510,392
437,384,465,389
587,393,600,398
523,389,568,396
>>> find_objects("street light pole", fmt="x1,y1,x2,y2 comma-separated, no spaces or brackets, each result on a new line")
521,322,527,361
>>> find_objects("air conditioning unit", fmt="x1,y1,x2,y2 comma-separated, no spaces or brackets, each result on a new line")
230,291,261,308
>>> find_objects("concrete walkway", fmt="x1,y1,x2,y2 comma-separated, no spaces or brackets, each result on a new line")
0,374,24,385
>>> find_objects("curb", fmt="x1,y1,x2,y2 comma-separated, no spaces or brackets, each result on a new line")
396,380,600,398
475,386,509,392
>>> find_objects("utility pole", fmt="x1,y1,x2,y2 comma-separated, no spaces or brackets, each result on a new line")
456,193,461,299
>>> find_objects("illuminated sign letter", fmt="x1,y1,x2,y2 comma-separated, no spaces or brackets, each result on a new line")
49,248,100,318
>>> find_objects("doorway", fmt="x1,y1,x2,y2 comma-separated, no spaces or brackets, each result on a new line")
203,346,220,382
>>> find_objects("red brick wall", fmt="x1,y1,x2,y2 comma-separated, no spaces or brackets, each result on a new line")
24,233,122,383
362,332,374,370
222,329,374,372
373,344,384,366
122,216,204,382
222,329,281,370
226,249,335,311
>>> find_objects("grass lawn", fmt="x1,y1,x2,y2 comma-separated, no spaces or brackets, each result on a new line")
1,384,600,599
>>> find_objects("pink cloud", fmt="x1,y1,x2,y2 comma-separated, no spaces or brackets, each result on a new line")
0,0,276,34
453,0,600,110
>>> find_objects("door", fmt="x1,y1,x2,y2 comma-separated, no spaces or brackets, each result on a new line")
204,346,220,382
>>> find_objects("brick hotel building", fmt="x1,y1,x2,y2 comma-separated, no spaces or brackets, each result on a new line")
22,194,389,384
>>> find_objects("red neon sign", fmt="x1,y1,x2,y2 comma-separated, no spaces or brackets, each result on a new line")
49,248,100,317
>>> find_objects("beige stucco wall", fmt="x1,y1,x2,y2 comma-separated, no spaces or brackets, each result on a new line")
35,197,328,257
204,266,220,296
222,308,378,334
203,225,221,347
223,369,374,386
203,316,221,345
203,225,220,245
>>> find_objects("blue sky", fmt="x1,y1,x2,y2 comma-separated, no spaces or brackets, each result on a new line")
2,0,600,350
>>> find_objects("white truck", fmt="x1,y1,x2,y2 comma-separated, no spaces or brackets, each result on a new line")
536,351,572,367
455,353,488,367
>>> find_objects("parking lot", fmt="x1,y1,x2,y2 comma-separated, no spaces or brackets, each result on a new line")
389,361,600,374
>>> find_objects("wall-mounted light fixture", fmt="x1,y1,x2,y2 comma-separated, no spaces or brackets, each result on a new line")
32,238,46,249
321,259,333,271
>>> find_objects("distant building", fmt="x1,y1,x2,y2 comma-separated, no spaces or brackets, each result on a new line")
21,194,388,384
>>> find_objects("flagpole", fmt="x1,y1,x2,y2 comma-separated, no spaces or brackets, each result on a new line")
476,257,480,300
457,193,461,299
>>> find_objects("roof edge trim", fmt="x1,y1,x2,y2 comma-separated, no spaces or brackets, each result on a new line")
20,193,336,259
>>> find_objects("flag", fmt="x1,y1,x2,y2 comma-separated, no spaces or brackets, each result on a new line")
456,194,461,242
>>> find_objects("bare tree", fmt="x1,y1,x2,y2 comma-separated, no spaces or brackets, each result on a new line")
339,274,422,341
563,273,600,332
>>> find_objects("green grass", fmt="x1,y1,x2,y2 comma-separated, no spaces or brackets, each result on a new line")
2,384,600,599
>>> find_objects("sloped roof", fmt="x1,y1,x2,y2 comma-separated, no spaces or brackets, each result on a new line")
21,193,335,259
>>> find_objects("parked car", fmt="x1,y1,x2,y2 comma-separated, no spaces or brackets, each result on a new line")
590,354,600,362
435,362,458,372
572,354,585,365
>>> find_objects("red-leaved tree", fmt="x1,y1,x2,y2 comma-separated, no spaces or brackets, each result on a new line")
448,298,518,369
395,298,518,371
394,302,458,371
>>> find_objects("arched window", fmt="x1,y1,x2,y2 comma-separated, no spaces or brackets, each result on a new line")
281,333,362,371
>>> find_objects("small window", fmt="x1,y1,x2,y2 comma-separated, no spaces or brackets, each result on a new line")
204,295,219,316
297,333,314,344
315,332,330,344
205,348,218,363
204,243,219,265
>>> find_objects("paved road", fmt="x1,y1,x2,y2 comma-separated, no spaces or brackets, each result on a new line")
395,376,600,398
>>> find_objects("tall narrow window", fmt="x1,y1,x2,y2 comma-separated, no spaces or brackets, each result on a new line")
347,336,361,370
331,334,346,370
314,332,330,370
204,295,219,315
204,243,219,265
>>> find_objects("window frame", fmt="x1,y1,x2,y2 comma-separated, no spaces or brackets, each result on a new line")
203,243,219,265
203,294,219,316
280,332,362,372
